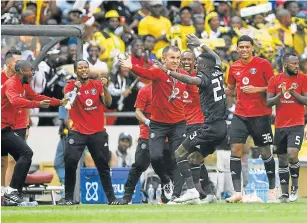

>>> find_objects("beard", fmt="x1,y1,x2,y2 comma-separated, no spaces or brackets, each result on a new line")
286,67,298,76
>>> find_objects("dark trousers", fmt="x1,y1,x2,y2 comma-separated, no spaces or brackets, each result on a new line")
149,120,186,184
124,139,174,198
64,130,115,202
1,127,33,191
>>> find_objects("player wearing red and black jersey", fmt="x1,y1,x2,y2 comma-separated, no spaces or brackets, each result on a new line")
2,61,65,205
58,60,118,205
225,35,276,203
119,46,189,200
267,54,307,203
170,50,217,204
154,34,227,204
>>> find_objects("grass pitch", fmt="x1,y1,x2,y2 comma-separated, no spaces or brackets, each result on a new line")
2,199,307,223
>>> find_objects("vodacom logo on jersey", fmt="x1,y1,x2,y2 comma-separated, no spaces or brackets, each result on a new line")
283,92,291,99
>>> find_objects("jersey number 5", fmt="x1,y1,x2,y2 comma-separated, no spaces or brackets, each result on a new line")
212,77,226,102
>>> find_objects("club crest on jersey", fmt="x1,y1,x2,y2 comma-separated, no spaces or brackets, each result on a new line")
250,68,257,75
284,92,291,99
86,99,93,106
292,83,298,89
91,88,97,95
173,88,179,95
242,77,250,85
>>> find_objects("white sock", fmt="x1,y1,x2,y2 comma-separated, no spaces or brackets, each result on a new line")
5,186,17,194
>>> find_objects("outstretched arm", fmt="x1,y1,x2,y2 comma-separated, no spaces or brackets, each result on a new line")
186,34,221,66
153,60,201,86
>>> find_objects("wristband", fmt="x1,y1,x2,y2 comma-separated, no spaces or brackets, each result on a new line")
199,43,205,48
145,119,150,126
167,70,171,75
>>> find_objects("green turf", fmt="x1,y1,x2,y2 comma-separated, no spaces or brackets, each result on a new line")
2,199,307,223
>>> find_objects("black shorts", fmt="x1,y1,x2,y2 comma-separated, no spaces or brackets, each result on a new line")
274,125,305,154
1,128,27,156
229,114,273,147
182,120,227,158
186,123,203,136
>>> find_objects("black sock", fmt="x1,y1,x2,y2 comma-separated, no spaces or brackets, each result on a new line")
262,154,276,189
289,162,300,188
191,164,205,197
230,156,242,192
177,159,194,189
200,164,213,195
279,165,289,195
172,167,184,198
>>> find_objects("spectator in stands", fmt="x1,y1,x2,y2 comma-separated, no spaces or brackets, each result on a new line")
128,0,150,31
85,42,109,78
108,62,134,112
67,8,82,25
284,1,300,17
54,106,68,186
215,0,233,27
21,10,36,25
194,16,205,38
138,0,172,55
293,12,307,55
203,12,228,39
143,35,157,61
115,133,134,168
300,54,307,74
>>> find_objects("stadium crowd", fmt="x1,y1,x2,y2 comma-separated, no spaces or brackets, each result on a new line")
1,0,307,206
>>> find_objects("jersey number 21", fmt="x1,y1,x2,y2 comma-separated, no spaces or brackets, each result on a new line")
212,77,226,102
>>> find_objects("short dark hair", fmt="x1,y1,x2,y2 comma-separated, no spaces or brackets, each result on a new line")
162,46,181,55
26,2,37,8
237,35,254,46
131,38,143,48
283,53,298,63
198,52,216,69
87,44,101,53
5,50,21,62
74,59,89,72
181,50,195,59
143,34,155,42
15,60,33,74
179,6,192,15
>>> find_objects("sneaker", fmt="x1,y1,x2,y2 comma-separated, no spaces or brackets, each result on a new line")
277,194,290,203
200,194,217,204
267,189,277,203
56,198,77,205
4,191,23,205
108,199,122,205
167,196,181,205
174,188,200,203
289,186,298,202
225,192,242,203
163,181,174,200
1,196,18,206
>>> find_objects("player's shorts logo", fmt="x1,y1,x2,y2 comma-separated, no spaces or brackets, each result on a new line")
84,90,89,94
284,92,291,99
250,68,257,75
91,88,97,95
292,83,298,89
141,143,147,149
68,139,74,144
242,77,249,85
150,133,155,138
85,99,93,106
183,91,189,99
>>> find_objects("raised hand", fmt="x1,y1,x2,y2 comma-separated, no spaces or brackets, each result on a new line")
278,82,287,95
186,34,202,47
119,52,132,69
101,77,108,87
